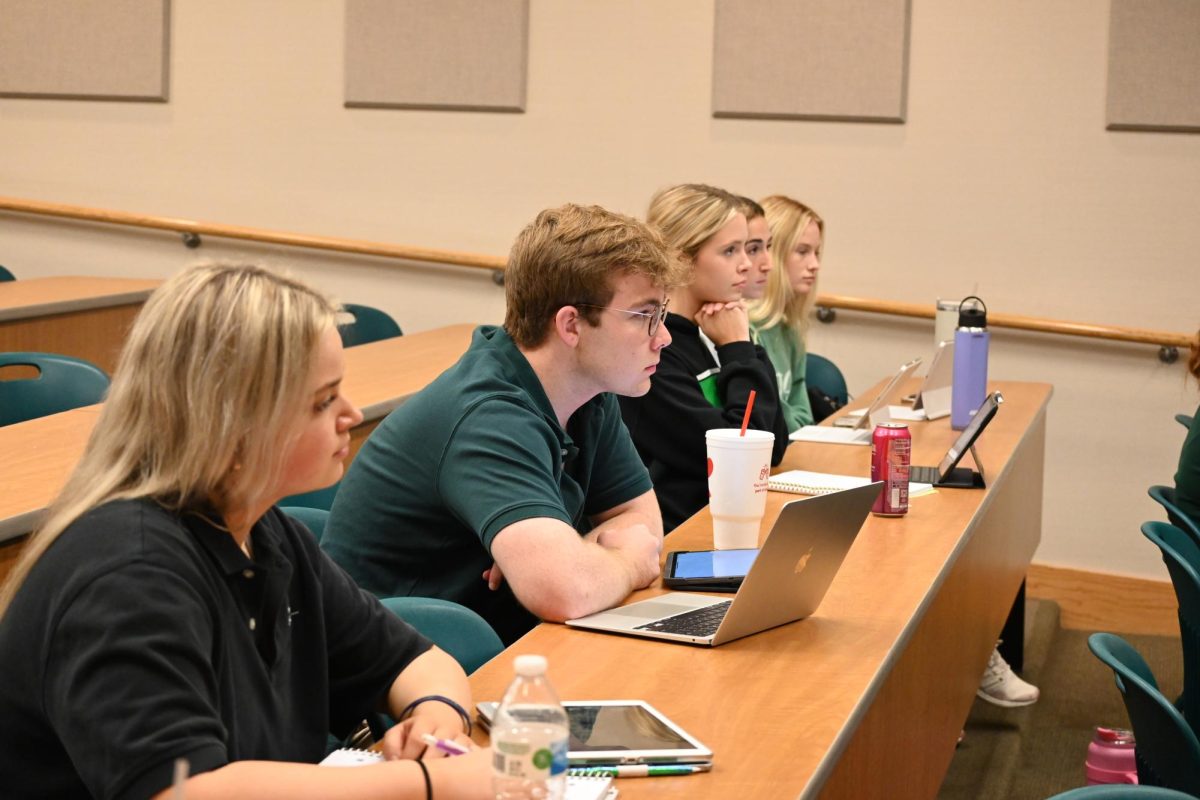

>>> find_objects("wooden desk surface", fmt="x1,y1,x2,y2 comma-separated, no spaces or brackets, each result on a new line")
468,380,1052,799
0,276,162,374
0,324,477,543
0,276,160,322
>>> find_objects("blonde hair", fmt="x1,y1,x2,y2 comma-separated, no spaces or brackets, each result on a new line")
749,195,825,334
504,204,679,348
646,184,742,270
0,262,338,617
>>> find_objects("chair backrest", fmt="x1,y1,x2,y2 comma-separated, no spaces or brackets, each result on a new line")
1088,632,1200,794
280,481,340,512
1045,784,1200,799
1147,486,1200,547
1142,520,1200,735
1177,414,1193,431
379,596,503,675
338,303,403,348
0,352,110,426
280,506,331,543
806,352,848,406
0,265,15,281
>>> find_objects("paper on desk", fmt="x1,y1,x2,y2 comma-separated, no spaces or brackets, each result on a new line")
769,470,934,498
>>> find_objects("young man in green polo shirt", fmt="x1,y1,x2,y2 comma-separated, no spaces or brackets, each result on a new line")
323,204,683,644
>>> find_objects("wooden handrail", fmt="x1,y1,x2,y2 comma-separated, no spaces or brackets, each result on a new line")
0,196,507,273
1,195,1193,357
817,294,1195,351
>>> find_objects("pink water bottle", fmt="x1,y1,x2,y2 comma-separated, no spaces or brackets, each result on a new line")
1085,727,1137,785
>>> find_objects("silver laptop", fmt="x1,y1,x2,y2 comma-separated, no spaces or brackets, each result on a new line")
912,340,954,420
790,358,923,445
565,483,882,646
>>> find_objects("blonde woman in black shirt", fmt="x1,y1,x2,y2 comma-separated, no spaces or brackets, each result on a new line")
0,263,492,799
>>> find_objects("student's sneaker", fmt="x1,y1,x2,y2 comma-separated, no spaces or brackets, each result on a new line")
978,645,1039,707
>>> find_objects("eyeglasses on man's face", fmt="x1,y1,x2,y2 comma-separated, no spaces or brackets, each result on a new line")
572,300,669,338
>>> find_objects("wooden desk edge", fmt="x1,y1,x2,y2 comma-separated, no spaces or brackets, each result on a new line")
0,289,157,323
803,384,1053,797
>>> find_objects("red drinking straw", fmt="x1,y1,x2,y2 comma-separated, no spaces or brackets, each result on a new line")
740,390,757,436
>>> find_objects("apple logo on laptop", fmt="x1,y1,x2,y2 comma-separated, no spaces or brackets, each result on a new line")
794,547,815,575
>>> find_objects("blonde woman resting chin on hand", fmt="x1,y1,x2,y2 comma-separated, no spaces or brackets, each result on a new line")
0,263,494,800
619,183,789,533
747,194,825,433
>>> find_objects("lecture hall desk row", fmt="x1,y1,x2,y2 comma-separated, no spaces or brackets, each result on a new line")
0,323,477,561
467,379,1052,800
1,279,1052,797
0,276,161,375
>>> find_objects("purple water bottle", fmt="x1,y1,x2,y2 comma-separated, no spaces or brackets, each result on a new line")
951,296,989,430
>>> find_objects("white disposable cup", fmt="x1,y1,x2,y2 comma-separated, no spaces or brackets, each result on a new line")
705,428,776,549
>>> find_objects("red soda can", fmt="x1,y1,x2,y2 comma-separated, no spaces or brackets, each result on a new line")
871,422,911,516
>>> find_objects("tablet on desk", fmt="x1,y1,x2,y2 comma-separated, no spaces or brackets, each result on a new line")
663,548,759,592
475,699,713,766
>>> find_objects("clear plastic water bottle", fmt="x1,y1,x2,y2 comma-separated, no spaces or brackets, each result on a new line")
491,654,569,799
951,295,990,431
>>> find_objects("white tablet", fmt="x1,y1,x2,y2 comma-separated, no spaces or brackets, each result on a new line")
476,699,713,766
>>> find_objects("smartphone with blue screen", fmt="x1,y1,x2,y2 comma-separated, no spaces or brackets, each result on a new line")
661,548,760,592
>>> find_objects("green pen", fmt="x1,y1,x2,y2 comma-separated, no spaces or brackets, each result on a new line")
569,763,712,778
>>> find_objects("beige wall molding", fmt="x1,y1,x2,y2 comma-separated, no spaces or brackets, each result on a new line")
1028,562,1178,637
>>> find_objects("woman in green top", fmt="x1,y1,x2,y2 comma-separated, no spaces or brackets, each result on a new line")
1174,328,1200,525
747,195,825,433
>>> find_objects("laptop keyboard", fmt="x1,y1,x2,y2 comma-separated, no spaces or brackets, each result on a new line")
910,465,939,484
634,601,733,637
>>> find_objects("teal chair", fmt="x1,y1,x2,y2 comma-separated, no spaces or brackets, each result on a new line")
1148,486,1200,547
1177,414,1193,431
379,596,503,675
280,506,330,543
0,352,110,426
0,265,14,281
1088,632,1200,794
280,482,340,511
356,597,502,744
1142,521,1200,735
806,352,848,406
339,303,403,348
1046,786,1199,799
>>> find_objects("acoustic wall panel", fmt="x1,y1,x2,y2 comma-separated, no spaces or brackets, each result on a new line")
1107,0,1200,133
345,0,528,112
0,0,169,101
712,0,910,123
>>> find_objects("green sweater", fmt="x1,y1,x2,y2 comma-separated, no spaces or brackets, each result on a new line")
752,322,813,433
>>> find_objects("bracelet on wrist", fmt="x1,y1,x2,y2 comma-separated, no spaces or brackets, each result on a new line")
398,694,472,736
414,759,432,800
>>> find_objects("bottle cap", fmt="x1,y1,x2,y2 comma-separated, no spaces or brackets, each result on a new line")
957,295,987,329
1094,726,1135,746
514,654,548,677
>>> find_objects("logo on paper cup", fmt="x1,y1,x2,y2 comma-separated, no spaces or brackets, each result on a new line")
707,457,713,477
759,466,769,481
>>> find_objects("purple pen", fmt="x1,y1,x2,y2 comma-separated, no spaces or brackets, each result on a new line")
419,733,470,756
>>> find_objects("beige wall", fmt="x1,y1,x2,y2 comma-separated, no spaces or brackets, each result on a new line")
2,0,1197,580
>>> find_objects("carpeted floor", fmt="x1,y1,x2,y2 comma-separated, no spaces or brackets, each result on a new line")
938,600,1184,799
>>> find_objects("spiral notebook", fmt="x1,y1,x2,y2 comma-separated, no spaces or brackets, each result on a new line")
320,748,617,799
769,470,934,497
